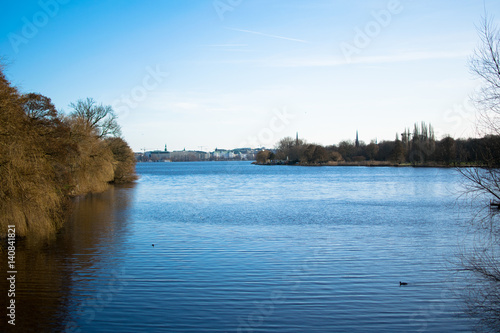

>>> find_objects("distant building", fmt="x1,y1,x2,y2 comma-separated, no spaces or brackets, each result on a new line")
137,147,265,162
170,150,209,161
211,148,235,160
149,150,170,161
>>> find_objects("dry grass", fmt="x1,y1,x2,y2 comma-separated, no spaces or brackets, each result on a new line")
0,72,62,238
106,137,139,183
0,68,137,240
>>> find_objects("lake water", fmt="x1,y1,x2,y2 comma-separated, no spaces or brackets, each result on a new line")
1,161,484,332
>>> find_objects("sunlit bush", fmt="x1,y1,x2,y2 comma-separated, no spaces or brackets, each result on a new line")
0,68,137,239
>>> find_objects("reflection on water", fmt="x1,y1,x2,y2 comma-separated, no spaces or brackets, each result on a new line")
0,184,136,333
459,210,500,332
0,162,490,332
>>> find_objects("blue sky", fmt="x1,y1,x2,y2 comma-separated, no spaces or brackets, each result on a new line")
1,0,499,152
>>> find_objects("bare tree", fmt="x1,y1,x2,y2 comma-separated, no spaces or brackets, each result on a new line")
470,17,500,136
460,166,500,201
69,97,121,138
256,150,274,164
457,16,500,332
274,136,306,162
21,93,58,122
460,17,500,203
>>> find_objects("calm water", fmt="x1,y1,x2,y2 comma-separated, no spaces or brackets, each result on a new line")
1,162,483,332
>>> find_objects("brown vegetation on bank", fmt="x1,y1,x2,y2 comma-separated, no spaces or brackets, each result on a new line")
0,68,137,238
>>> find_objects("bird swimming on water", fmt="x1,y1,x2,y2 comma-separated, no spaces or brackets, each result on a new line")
152,244,155,247
399,281,408,286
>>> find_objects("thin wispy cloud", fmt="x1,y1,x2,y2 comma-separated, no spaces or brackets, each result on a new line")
261,50,472,68
352,50,471,65
221,49,258,53
202,44,256,53
205,44,249,47
226,27,308,43
204,49,471,68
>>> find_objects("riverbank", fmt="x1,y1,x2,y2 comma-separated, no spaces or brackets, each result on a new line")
0,68,137,240
252,160,467,167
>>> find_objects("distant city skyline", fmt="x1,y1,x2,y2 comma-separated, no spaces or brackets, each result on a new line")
1,0,500,152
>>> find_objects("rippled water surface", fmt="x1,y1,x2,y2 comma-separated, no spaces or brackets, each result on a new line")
1,162,482,332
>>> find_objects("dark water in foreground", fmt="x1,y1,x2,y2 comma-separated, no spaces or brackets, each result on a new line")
1,162,483,332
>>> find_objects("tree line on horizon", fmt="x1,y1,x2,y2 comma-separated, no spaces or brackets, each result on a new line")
257,122,500,166
0,67,137,238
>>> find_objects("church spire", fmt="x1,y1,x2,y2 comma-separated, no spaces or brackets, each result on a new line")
296,132,299,146
355,130,359,148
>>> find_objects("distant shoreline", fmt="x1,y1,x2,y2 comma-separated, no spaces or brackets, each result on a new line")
137,159,476,168
136,160,255,163
252,161,475,168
